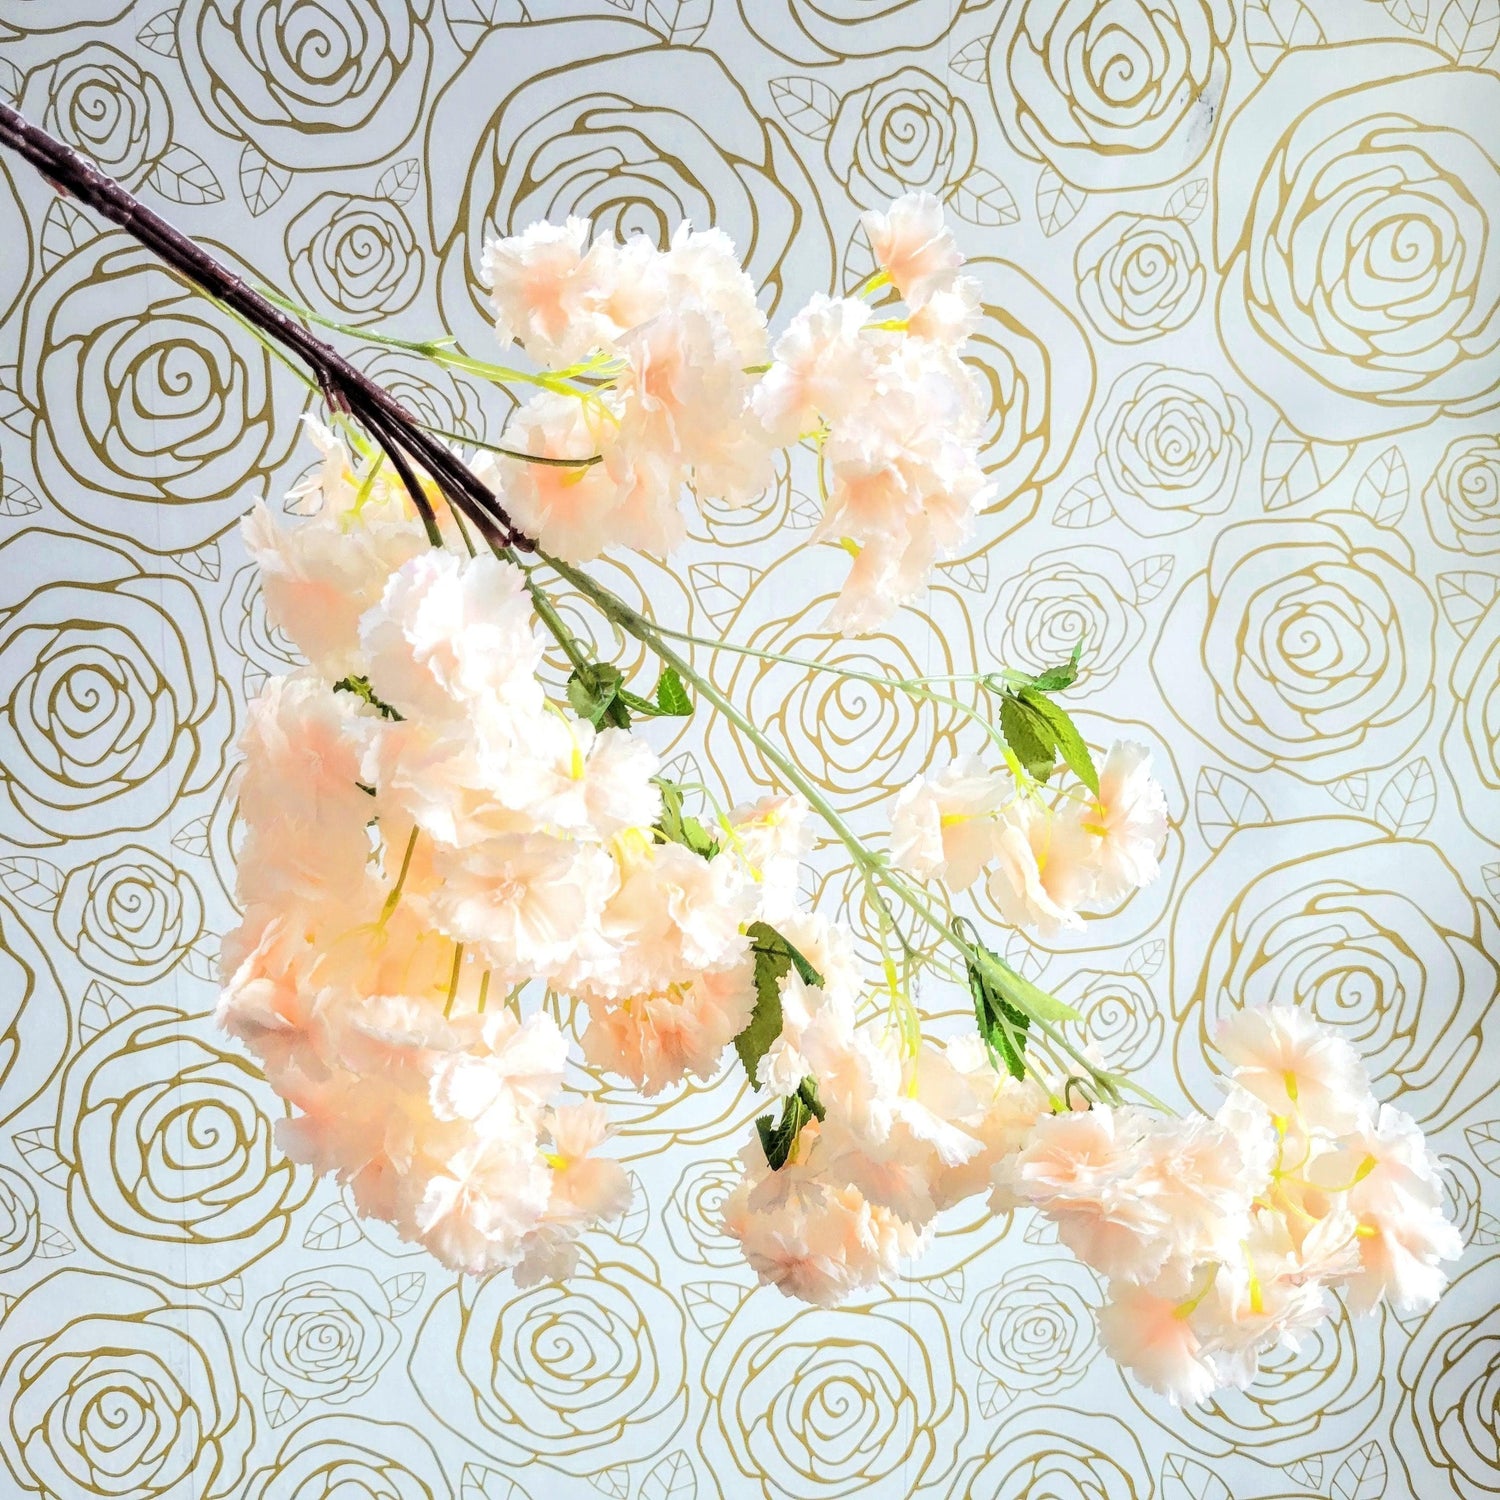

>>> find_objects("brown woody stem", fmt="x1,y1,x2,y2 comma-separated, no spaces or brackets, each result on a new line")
0,102,532,550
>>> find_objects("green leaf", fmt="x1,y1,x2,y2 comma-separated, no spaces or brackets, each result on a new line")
1026,642,1083,693
566,662,628,728
999,694,1057,782
963,935,1031,1080
333,675,404,721
755,1079,825,1170
735,921,823,1088
959,922,1082,1035
1019,687,1099,796
654,665,693,716
654,780,720,860
617,665,693,721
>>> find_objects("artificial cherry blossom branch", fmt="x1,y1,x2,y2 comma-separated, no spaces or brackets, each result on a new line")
0,105,1118,1099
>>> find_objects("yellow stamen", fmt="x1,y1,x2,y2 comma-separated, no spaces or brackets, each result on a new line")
1175,1263,1219,1319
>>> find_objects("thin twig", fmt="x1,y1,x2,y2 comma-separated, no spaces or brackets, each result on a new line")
0,102,532,550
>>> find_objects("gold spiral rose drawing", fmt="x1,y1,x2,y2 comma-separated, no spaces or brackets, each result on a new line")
1075,212,1207,343
53,1007,312,1286
826,66,977,207
286,191,426,326
242,1414,452,1500
0,530,231,846
411,1242,688,1475
175,0,434,169
23,41,171,189
0,1269,254,1499
53,844,205,985
1424,434,1500,554
736,0,972,66
946,1408,1152,1498
1215,41,1500,440
985,546,1148,697
699,1295,965,1498
988,0,1235,190
427,17,833,347
960,257,1095,530
1171,819,1500,1132
1397,1252,1500,1500
16,233,301,552
1088,363,1250,536
959,1260,1102,1404
1153,514,1436,776
244,1266,404,1409
0,1164,40,1273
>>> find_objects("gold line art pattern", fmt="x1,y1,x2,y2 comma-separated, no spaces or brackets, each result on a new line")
0,3,1495,1497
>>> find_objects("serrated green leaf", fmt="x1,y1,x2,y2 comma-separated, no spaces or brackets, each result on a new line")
755,1079,824,1170
1019,687,1099,795
654,780,720,860
614,665,693,722
655,665,693,716
1027,642,1082,693
961,924,1031,1079
566,662,627,728
735,921,823,1088
999,694,1056,782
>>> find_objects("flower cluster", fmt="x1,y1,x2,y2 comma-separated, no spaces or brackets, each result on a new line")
752,194,993,631
998,1006,1462,1405
474,192,989,632
208,191,1463,1414
227,434,788,1278
891,739,1170,934
724,995,1049,1305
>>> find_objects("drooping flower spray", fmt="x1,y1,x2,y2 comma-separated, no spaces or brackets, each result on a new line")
0,95,1453,1411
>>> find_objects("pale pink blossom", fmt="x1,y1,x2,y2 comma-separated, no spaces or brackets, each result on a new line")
403,1129,554,1276
1098,1284,1219,1406
580,956,756,1095
580,728,662,835
513,1102,633,1285
861,192,964,306
1314,1103,1464,1314
997,1106,1172,1282
663,222,768,365
1216,1005,1368,1134
481,217,617,366
751,294,873,443
431,833,617,979
482,395,632,563
242,499,426,681
1082,741,1168,903
232,673,376,910
722,1127,927,1305
889,756,1008,889
597,839,753,994
359,551,543,721
906,276,981,347
727,793,809,920
986,800,1096,936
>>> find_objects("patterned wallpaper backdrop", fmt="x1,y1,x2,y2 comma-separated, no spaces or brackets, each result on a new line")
0,2,1495,1498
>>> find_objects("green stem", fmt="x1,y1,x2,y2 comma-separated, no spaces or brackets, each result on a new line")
257,285,596,394
537,551,1117,1098
415,421,602,468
